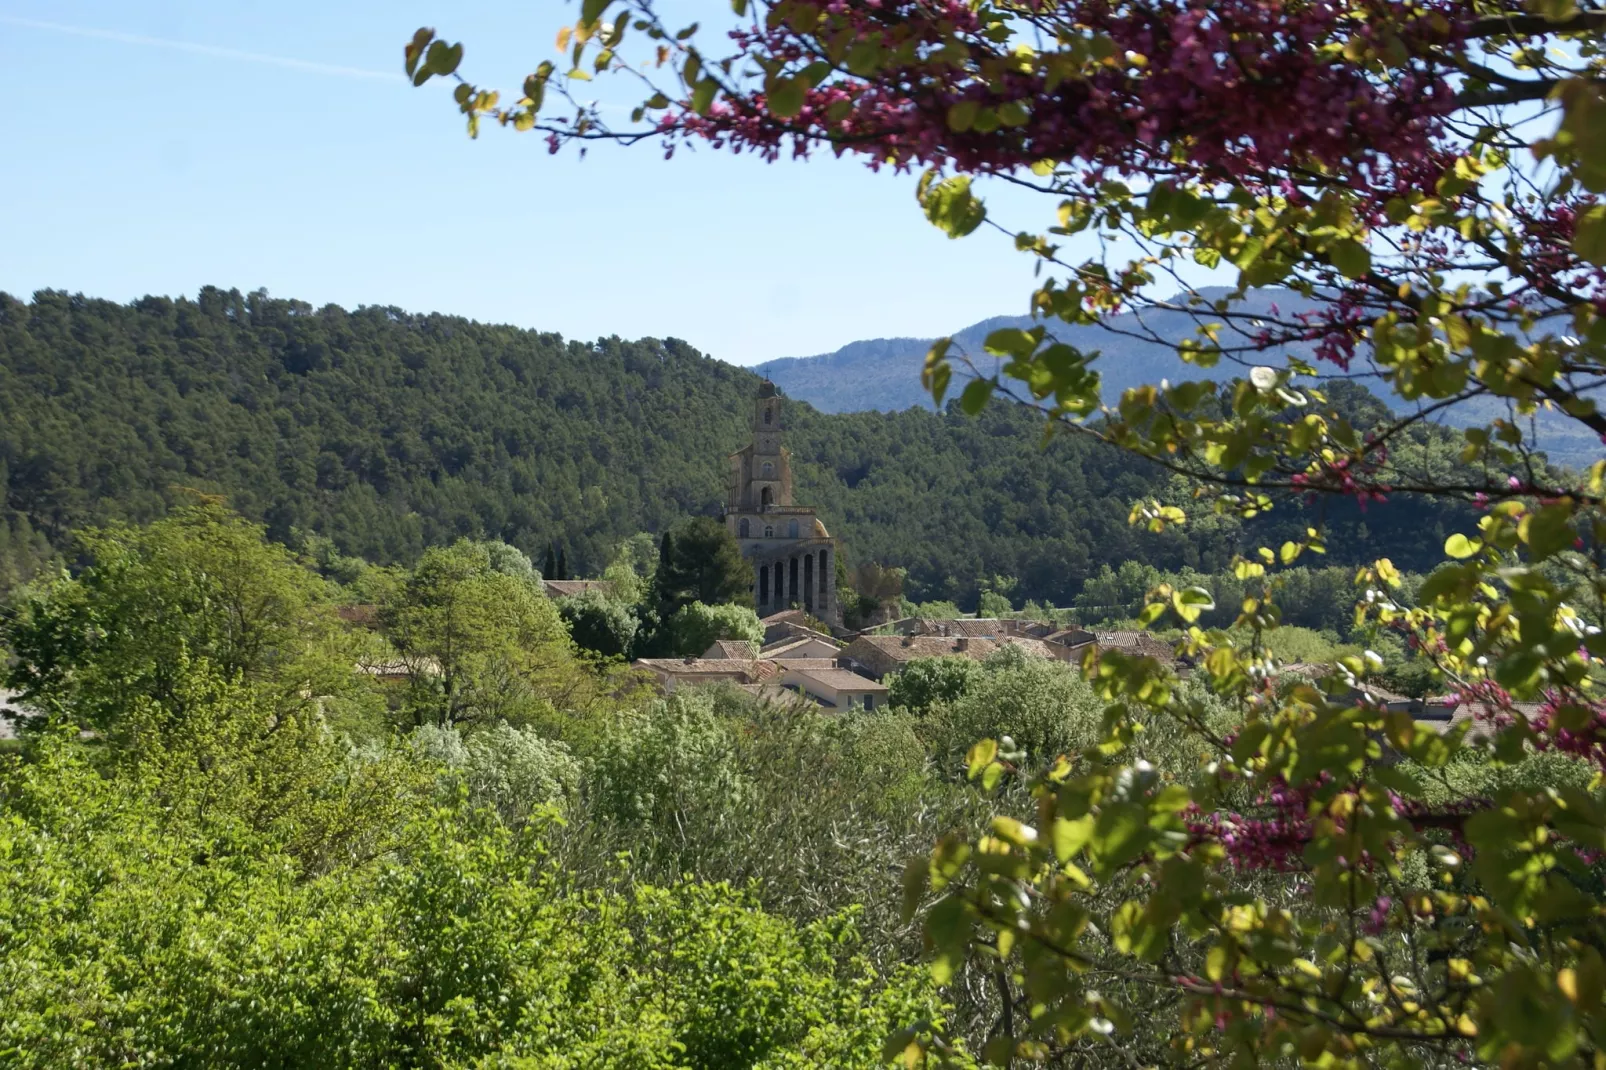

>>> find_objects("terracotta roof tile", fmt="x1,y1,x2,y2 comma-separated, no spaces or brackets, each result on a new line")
703,639,760,660
838,634,1051,676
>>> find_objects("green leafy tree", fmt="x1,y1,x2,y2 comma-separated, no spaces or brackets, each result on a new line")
1,500,361,734
975,590,1011,618
664,600,764,658
0,724,958,1067
886,657,984,715
382,539,574,727
651,517,755,619
585,692,753,832
558,588,640,659
602,531,659,606
558,584,639,658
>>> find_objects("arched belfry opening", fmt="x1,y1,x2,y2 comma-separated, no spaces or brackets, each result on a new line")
761,487,773,509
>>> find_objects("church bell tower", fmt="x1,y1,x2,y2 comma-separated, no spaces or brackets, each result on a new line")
724,381,838,625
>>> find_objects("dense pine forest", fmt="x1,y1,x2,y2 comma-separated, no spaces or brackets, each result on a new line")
0,287,1471,603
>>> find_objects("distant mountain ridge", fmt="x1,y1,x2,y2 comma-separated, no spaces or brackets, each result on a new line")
755,289,1600,468
755,287,1293,414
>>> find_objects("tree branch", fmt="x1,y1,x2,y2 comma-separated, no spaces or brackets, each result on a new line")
1464,10,1606,39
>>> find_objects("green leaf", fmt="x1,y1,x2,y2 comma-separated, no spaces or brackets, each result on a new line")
966,738,998,779
1444,533,1482,559
983,328,1039,359
1111,899,1165,960
404,27,435,77
845,40,881,75
1574,206,1606,266
1135,601,1167,628
923,338,954,406
691,78,718,115
1522,502,1577,561
581,0,612,27
900,857,928,922
1052,814,1095,862
424,40,463,78
925,894,969,963
766,77,805,119
960,378,995,415
1091,802,1149,871
920,175,987,238
1328,238,1371,280
947,100,979,132
1171,586,1214,623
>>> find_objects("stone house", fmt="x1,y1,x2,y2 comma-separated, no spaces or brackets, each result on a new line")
780,667,890,711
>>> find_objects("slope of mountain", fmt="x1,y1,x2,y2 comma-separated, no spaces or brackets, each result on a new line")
0,287,1471,606
756,288,1301,414
758,290,1600,468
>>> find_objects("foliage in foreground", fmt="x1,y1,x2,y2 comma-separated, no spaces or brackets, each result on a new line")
417,1,1606,1064
0,697,954,1069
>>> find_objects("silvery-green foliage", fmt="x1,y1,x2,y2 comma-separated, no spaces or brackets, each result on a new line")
586,691,750,828
409,721,579,824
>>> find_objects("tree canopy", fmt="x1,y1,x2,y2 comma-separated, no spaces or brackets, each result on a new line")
411,2,1606,1064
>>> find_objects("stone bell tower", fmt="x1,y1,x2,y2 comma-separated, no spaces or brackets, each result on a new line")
725,382,838,625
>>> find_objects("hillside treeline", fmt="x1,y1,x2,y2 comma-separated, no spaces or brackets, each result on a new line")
0,288,1471,603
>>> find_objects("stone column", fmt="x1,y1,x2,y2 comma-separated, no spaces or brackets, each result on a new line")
822,546,836,625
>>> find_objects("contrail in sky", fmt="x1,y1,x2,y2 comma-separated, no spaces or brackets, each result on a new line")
0,14,401,81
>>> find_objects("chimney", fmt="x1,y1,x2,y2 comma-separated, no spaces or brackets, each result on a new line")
902,635,913,647
955,637,969,652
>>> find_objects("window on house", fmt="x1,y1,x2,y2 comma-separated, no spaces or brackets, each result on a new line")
764,526,773,538
788,519,799,539
762,461,773,477
739,518,749,538
764,409,772,425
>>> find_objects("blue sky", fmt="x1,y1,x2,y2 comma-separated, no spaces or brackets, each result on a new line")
0,1,1054,365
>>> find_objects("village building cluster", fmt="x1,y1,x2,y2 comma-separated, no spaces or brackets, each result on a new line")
616,384,1509,737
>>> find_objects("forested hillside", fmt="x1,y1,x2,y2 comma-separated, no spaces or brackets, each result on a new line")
0,287,1469,604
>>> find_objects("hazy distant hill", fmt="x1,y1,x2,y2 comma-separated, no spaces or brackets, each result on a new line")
755,288,1306,413
757,288,1600,468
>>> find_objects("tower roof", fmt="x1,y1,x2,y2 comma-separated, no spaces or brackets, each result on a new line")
757,379,778,398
